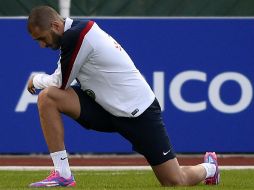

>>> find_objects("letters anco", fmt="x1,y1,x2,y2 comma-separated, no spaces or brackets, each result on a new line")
16,71,253,114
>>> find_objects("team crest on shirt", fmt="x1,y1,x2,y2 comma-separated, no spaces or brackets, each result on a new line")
84,89,96,100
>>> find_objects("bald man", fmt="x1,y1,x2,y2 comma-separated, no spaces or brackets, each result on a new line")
27,6,220,188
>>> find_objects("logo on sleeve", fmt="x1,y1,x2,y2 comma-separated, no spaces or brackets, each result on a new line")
84,89,96,100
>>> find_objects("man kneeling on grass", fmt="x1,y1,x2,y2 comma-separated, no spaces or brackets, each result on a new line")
27,6,220,188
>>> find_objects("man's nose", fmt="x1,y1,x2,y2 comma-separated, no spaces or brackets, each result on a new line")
39,41,46,48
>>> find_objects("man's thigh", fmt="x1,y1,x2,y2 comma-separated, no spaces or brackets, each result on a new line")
113,99,176,166
39,86,81,119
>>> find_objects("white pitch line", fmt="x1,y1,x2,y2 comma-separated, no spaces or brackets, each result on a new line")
0,166,254,171
0,166,150,171
220,166,254,170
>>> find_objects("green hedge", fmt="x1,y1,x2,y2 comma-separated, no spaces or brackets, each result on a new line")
1,0,254,16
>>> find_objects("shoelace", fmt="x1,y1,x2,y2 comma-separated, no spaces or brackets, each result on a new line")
46,170,58,180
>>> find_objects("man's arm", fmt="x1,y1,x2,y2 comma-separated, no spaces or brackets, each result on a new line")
27,76,36,94
27,60,62,94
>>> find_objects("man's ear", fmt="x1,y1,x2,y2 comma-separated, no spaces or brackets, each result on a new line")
51,21,62,33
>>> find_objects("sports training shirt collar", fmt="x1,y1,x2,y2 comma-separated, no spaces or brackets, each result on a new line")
64,17,73,32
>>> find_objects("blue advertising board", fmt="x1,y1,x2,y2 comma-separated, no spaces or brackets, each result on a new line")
0,18,253,153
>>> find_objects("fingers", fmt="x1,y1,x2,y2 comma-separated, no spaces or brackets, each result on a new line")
27,77,36,94
28,86,36,94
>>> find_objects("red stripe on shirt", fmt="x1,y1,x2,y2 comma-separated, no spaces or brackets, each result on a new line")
61,20,94,89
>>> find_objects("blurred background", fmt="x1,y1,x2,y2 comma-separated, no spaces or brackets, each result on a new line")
0,0,253,155
1,0,254,16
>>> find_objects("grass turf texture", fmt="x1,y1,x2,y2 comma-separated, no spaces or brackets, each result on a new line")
0,170,253,190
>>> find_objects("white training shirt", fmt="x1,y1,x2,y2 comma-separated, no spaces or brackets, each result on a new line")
33,18,155,117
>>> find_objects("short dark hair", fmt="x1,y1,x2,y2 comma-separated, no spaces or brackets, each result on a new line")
27,6,62,32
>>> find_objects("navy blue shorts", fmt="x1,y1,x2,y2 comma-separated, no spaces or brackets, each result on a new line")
72,86,176,166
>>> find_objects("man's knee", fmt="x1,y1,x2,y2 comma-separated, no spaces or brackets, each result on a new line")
152,159,187,187
158,173,185,187
37,87,59,109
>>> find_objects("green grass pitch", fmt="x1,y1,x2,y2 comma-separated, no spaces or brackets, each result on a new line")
0,170,253,190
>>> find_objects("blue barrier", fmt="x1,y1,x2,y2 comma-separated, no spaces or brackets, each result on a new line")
0,18,253,153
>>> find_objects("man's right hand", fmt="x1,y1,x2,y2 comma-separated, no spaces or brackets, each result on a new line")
27,76,36,94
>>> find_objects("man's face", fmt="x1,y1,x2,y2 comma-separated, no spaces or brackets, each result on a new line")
30,26,62,50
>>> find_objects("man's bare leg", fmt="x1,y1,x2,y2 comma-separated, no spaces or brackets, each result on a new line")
152,158,207,186
29,86,80,187
37,86,80,152
36,86,80,180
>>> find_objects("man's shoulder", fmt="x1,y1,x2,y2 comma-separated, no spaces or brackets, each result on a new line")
61,20,93,49
64,20,91,37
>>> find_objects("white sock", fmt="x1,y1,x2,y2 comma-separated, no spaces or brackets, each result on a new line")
50,150,71,179
200,163,216,178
